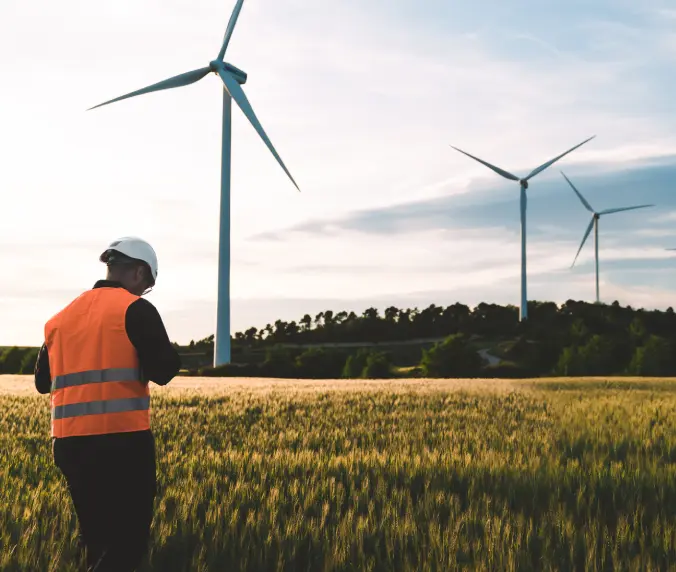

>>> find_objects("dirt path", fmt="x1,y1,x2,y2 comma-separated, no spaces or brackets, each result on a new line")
478,348,501,366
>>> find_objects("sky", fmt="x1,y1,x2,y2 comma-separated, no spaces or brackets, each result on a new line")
1,0,676,346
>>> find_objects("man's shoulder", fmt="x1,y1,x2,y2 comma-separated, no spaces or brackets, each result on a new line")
128,296,158,313
45,289,91,325
126,297,163,325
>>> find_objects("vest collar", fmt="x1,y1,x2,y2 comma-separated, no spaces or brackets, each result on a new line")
93,280,124,289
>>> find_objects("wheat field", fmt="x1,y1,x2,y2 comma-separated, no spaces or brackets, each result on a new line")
1,375,676,571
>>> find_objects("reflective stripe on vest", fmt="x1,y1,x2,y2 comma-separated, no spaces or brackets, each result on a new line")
51,367,141,391
52,395,150,420
44,287,151,438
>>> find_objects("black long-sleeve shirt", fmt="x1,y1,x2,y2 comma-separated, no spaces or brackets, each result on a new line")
34,280,182,395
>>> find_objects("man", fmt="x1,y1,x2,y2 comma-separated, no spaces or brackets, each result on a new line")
34,236,182,572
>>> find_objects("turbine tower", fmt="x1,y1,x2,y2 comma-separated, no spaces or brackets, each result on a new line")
562,171,654,304
88,0,300,367
450,136,595,321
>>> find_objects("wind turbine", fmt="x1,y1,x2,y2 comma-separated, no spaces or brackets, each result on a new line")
562,171,654,304
88,0,300,367
450,136,595,321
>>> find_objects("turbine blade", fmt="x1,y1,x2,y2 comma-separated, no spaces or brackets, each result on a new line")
88,67,212,110
561,171,594,213
599,204,654,215
571,217,595,268
218,69,300,191
217,0,245,60
449,146,519,181
525,135,596,181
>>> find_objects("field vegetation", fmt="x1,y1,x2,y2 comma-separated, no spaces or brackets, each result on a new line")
1,375,676,571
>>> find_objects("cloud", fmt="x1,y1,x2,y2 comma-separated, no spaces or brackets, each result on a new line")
251,156,676,242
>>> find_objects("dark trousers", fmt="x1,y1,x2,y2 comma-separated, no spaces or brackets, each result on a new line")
54,430,157,572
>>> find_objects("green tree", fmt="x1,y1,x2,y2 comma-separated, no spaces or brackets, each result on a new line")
342,349,371,378
554,346,582,376
627,335,676,376
261,346,296,377
334,311,348,325
244,327,258,344
420,334,483,377
569,318,589,345
555,335,616,376
19,349,39,375
362,307,379,320
629,316,647,347
384,306,399,322
577,334,616,375
295,348,344,378
0,347,26,374
362,352,391,378
273,320,288,341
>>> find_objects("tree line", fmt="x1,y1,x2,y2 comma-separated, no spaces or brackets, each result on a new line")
185,299,676,378
4,299,676,378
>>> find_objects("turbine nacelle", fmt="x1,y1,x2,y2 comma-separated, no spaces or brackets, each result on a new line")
209,60,248,85
520,179,528,189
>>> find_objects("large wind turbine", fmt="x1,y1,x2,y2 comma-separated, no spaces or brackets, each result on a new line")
89,0,300,367
450,136,595,321
562,171,654,304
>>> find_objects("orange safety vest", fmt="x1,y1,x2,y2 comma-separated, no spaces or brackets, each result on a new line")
45,287,151,438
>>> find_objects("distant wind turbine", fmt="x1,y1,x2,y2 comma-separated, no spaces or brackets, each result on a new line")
450,136,595,321
89,0,301,367
562,171,654,304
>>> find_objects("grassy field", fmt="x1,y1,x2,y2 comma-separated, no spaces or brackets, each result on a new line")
1,375,676,571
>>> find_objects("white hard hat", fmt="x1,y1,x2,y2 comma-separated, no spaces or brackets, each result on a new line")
99,236,158,285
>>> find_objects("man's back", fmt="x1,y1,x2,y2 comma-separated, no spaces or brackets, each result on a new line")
35,280,181,401
46,286,140,379
34,279,182,460
45,285,157,439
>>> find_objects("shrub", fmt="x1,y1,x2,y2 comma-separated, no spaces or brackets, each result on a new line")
420,334,483,378
342,349,371,378
295,348,345,379
19,349,39,375
0,347,28,375
361,352,392,379
260,346,297,377
627,335,676,376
